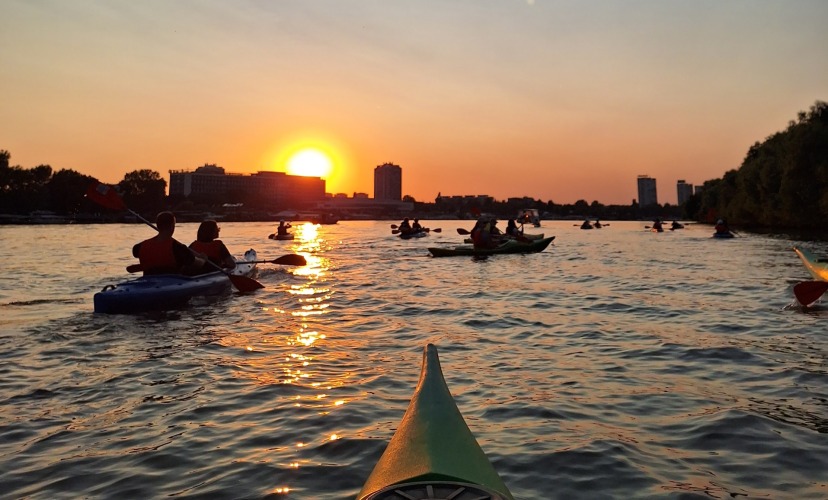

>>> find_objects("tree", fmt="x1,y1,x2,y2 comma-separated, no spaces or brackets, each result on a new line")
48,169,98,214
118,169,167,215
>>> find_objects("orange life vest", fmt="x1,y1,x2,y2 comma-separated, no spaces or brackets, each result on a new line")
138,237,178,274
190,240,224,264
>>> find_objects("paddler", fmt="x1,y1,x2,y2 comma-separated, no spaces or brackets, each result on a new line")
132,211,205,276
189,219,236,273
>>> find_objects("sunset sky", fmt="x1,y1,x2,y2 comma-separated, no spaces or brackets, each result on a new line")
1,1,826,205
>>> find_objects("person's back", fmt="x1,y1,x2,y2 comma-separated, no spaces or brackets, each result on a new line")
277,220,291,236
133,212,201,275
714,219,729,234
190,220,235,272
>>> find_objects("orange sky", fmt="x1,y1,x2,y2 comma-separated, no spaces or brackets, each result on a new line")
1,1,826,205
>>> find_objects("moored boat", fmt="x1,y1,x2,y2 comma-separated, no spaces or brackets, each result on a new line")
429,236,554,257
357,344,514,500
93,249,258,314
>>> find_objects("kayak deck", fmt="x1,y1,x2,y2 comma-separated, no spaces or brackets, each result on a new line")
793,246,828,281
358,344,513,500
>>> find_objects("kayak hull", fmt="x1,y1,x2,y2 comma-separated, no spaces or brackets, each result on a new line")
793,246,828,281
268,233,294,240
358,344,513,500
400,230,428,239
712,232,734,238
94,249,257,314
429,236,554,258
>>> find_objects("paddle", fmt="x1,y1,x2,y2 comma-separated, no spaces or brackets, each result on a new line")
793,281,828,306
457,228,471,235
126,254,306,273
86,183,264,292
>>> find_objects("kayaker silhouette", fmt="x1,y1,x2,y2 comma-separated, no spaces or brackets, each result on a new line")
189,220,236,273
132,211,205,276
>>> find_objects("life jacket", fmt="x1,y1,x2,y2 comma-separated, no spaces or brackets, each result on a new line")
715,223,728,233
190,240,224,264
138,237,178,274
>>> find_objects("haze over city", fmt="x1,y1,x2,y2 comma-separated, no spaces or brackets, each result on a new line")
2,1,826,205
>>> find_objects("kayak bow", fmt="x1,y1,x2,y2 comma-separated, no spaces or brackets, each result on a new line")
358,344,513,500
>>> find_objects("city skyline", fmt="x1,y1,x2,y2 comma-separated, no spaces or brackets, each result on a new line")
2,1,826,205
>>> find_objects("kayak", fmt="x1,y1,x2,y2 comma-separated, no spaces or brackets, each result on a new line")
400,230,428,240
793,246,828,281
712,232,734,239
463,233,544,244
93,249,258,314
268,233,294,240
429,236,554,258
357,344,514,500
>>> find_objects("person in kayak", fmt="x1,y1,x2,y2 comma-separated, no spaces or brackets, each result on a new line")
132,211,205,276
651,218,664,231
276,220,292,237
714,219,730,235
505,219,521,237
471,218,503,249
671,220,684,230
190,219,236,273
580,219,592,229
398,218,412,235
412,219,423,232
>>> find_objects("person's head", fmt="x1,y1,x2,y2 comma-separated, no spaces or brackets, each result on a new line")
196,220,220,242
491,218,498,225
279,219,285,226
156,212,176,233
414,218,419,222
717,219,724,224
404,218,409,222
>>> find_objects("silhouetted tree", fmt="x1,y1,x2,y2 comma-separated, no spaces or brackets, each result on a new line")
118,169,167,215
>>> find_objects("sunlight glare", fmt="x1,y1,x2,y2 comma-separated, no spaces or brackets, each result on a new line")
286,148,333,178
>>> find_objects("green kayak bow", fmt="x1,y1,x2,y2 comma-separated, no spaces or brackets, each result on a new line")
358,344,514,500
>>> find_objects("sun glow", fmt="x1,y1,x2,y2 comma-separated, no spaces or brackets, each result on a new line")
286,148,333,178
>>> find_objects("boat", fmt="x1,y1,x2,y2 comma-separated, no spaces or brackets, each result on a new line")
517,208,541,227
428,236,554,258
712,232,734,238
357,344,514,500
793,246,828,281
268,233,295,240
399,230,428,240
93,249,258,314
463,233,544,244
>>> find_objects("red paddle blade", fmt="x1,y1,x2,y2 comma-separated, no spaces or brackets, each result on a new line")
86,182,126,210
794,281,828,306
271,254,307,266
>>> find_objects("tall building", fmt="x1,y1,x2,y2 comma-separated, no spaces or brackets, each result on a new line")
637,175,658,207
676,180,694,205
374,163,402,201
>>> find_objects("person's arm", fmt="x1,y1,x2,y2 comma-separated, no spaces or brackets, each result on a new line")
173,240,206,273
132,242,142,258
218,242,236,269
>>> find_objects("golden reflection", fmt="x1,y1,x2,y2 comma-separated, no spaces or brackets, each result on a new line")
269,486,290,494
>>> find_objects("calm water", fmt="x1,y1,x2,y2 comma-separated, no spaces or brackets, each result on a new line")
0,221,826,499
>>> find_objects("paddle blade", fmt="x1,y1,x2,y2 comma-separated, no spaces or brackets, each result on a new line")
271,254,307,266
432,228,442,233
126,263,143,273
391,229,401,234
86,182,126,211
228,274,265,292
457,228,471,235
794,281,828,306
390,224,398,229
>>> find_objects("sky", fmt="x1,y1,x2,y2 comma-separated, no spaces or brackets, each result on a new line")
1,1,826,205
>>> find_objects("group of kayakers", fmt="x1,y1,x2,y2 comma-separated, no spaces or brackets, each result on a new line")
469,217,526,249
132,211,236,276
397,217,425,236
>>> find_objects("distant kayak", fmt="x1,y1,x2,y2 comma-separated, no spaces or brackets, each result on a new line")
268,233,294,240
357,344,514,500
399,230,428,239
463,233,544,244
712,232,734,239
429,236,554,257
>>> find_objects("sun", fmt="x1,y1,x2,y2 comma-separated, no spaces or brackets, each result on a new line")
286,148,333,178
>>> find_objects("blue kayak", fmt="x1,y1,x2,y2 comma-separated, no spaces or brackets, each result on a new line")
94,249,257,314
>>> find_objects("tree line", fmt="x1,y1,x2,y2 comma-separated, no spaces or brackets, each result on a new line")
683,100,828,229
0,151,166,217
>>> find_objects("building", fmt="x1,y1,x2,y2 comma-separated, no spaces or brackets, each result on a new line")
676,180,694,205
169,164,325,208
374,163,402,201
637,175,658,207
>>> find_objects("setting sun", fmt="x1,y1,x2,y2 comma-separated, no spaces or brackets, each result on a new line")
286,149,333,178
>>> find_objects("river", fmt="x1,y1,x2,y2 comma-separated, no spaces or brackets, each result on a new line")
0,220,825,499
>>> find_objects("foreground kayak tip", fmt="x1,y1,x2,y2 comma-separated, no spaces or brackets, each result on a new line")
358,344,514,500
